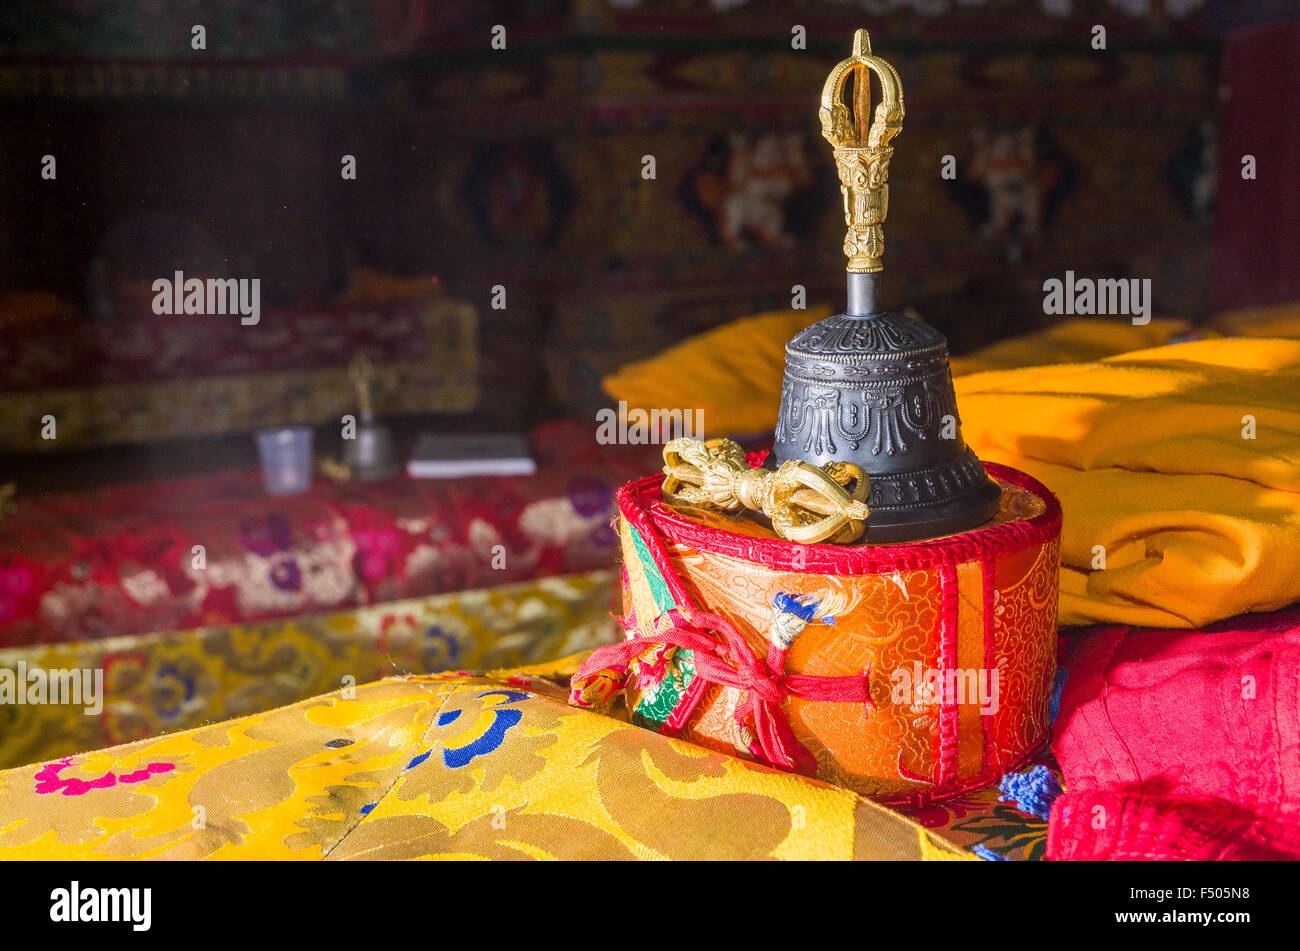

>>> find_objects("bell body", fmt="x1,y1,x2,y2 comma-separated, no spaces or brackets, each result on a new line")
772,301,1001,542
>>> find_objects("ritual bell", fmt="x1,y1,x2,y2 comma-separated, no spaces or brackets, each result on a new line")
771,30,1001,542
342,353,400,481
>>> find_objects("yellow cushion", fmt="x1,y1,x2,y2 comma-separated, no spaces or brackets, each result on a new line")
955,337,1300,627
601,306,830,436
947,317,1202,376
603,306,1300,628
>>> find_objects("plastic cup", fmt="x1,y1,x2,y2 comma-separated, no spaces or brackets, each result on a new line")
255,427,314,496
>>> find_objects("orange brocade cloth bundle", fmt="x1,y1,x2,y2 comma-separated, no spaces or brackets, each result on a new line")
572,465,1062,806
605,319,1300,629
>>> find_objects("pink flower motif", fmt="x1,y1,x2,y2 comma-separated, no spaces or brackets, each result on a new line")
905,792,990,829
34,757,175,796
353,528,400,581
0,566,32,595
0,562,39,623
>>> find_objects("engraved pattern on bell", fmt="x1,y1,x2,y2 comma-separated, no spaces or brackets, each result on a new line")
774,376,957,461
773,310,1002,542
793,312,944,357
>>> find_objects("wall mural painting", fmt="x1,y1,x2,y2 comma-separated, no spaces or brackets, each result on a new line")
678,129,831,251
461,140,576,250
944,125,1078,264
1164,121,1218,225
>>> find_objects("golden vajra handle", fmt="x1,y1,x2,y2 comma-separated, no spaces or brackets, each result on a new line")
820,29,904,273
662,438,870,545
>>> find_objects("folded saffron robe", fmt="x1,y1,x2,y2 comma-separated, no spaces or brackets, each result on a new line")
954,337,1300,627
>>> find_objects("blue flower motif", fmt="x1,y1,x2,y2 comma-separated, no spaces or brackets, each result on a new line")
269,557,302,591
408,690,534,774
439,690,528,768
153,662,197,720
240,514,293,557
421,624,462,670
567,475,613,518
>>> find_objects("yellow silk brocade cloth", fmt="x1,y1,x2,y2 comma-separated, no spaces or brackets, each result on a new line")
0,658,970,861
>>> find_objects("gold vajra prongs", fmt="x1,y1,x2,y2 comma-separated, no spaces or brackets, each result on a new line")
819,28,904,274
662,438,870,545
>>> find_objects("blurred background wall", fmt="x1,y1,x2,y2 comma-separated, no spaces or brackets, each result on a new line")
1,0,1296,428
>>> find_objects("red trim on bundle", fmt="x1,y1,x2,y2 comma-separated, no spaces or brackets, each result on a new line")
979,554,998,775
618,462,1061,574
936,562,960,787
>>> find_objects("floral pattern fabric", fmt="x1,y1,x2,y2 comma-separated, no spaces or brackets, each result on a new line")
0,660,973,861
0,421,659,646
0,569,619,770
904,749,1059,861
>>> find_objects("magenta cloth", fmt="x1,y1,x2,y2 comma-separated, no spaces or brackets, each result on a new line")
1047,607,1300,860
